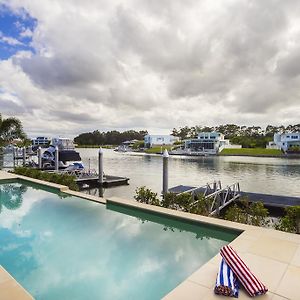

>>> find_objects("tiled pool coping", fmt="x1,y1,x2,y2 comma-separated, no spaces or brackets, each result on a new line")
0,266,33,300
0,170,300,300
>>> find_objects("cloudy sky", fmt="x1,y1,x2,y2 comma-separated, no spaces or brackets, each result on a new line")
0,0,300,137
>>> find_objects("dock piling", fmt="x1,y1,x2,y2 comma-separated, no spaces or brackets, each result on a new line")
38,147,42,169
22,147,26,166
55,146,59,172
98,147,104,184
13,147,16,167
162,149,169,195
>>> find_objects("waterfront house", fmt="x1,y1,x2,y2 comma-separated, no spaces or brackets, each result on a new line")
183,132,240,155
271,132,300,152
144,134,179,148
32,136,50,147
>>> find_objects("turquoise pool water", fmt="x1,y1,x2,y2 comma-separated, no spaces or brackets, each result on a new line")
0,180,239,300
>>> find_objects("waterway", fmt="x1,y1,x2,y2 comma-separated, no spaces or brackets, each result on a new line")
76,148,300,199
1,148,299,199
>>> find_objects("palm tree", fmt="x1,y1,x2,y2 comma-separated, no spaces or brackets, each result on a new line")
0,113,26,146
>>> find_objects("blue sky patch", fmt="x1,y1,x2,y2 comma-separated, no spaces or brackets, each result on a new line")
0,4,37,60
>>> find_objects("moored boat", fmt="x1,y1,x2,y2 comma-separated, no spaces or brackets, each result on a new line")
42,138,84,170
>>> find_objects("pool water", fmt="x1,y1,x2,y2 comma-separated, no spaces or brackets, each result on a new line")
0,180,239,300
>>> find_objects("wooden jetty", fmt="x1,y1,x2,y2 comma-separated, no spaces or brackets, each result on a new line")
75,175,129,188
45,169,129,189
240,191,300,208
169,181,300,215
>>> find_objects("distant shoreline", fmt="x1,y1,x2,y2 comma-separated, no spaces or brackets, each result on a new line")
218,153,296,158
75,145,116,149
75,146,300,159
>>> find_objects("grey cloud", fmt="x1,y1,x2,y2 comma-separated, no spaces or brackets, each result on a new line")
1,0,300,136
20,54,109,89
277,48,300,78
51,110,100,123
0,99,26,114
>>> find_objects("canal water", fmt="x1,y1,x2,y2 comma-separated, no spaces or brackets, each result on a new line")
77,148,300,199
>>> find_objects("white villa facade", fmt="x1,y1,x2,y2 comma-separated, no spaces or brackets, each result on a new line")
144,135,179,148
268,133,300,152
183,132,241,155
32,136,50,147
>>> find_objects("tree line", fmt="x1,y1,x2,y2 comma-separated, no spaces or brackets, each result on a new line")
75,124,300,147
74,130,148,146
0,113,26,146
1,111,299,149
171,124,300,148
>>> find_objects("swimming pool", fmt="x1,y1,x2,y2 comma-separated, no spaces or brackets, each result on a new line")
0,179,240,299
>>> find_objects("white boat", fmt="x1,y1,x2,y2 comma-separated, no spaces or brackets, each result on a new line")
42,138,84,170
114,140,139,152
169,147,213,156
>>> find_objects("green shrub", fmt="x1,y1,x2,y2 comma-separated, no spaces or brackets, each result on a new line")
225,204,248,224
161,192,177,209
176,193,195,212
189,193,212,216
134,186,160,206
288,145,300,153
13,167,79,191
249,202,269,226
132,141,144,149
161,192,195,212
225,198,269,226
276,206,300,234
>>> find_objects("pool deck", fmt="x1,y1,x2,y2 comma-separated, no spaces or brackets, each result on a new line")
0,170,300,300
0,266,33,300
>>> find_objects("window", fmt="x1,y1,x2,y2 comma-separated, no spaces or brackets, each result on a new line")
291,136,299,139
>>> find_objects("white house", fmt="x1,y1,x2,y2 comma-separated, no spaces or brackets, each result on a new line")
269,133,300,152
183,132,241,155
32,136,50,147
144,135,179,148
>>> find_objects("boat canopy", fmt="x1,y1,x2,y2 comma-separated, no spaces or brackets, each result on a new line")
58,150,81,162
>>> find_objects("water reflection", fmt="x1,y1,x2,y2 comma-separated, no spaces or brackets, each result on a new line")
0,183,27,213
84,186,105,197
0,185,237,300
107,202,239,242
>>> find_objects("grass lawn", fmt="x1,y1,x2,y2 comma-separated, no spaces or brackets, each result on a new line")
75,145,116,149
219,148,283,156
144,145,173,154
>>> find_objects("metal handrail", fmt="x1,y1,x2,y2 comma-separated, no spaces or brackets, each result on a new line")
190,182,241,215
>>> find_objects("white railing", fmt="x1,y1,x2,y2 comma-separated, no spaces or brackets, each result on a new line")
206,182,241,216
186,181,241,215
177,180,222,199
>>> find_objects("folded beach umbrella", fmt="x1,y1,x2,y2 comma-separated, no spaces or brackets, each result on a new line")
215,258,239,298
220,245,268,297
